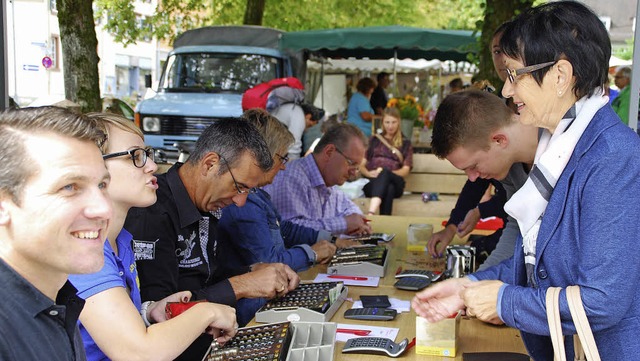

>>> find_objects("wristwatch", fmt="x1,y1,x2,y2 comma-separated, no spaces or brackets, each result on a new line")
330,235,338,244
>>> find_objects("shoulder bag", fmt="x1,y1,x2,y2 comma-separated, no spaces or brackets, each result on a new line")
374,134,404,164
546,285,601,361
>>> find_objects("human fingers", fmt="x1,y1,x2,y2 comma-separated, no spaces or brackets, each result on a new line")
284,265,300,290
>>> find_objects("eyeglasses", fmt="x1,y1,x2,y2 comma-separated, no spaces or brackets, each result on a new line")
103,147,154,168
220,155,257,195
334,146,359,170
275,153,289,166
505,61,557,84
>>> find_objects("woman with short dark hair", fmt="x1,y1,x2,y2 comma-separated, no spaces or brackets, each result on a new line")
347,77,377,137
413,2,640,360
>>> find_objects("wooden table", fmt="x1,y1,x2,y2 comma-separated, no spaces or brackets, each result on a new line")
254,215,529,360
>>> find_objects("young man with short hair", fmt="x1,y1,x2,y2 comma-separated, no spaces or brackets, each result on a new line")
0,106,112,360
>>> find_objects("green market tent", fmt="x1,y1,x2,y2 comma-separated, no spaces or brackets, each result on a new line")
280,26,478,62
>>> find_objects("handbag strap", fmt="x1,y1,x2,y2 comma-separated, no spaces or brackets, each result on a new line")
566,286,600,361
546,286,601,361
546,287,566,361
374,134,404,164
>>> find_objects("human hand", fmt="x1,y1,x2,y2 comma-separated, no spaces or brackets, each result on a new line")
197,303,238,344
368,167,383,178
461,280,504,325
148,290,192,323
411,277,472,322
232,263,299,299
427,224,456,258
345,214,372,235
311,240,337,264
457,207,481,237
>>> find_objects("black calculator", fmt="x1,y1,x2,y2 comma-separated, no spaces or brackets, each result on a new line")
342,337,409,357
344,307,397,321
394,276,431,291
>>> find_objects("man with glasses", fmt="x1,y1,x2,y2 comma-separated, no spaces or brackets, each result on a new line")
0,107,112,360
125,118,300,360
265,123,372,235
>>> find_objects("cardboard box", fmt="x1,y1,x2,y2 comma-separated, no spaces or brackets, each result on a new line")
415,313,460,357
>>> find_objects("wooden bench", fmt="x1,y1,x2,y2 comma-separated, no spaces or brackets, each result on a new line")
352,153,467,217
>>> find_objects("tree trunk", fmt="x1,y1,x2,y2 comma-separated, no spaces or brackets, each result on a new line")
243,0,265,25
477,0,534,93
58,0,101,112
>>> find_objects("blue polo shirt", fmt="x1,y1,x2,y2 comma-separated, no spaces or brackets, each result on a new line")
69,229,141,361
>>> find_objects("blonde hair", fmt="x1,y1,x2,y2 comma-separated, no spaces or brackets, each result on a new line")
382,107,403,148
242,108,294,157
86,112,144,154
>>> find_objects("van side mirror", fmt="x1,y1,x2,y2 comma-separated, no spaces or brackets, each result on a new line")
144,74,152,88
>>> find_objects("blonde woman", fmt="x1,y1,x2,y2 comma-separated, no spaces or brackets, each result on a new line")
68,113,237,361
359,107,413,215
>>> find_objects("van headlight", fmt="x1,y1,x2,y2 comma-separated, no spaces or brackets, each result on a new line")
142,117,161,133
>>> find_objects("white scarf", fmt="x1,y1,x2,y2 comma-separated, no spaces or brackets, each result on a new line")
504,93,608,286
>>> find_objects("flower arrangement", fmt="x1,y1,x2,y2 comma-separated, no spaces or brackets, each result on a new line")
387,94,424,126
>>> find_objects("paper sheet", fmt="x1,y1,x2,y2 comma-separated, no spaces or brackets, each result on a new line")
313,273,380,287
335,323,400,342
351,298,411,313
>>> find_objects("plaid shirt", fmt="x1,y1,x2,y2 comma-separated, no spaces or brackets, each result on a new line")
264,155,362,234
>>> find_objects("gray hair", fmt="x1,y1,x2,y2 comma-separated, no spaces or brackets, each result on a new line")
313,122,366,155
187,118,273,174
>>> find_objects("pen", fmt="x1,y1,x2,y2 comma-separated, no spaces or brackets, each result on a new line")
336,328,371,336
327,275,368,281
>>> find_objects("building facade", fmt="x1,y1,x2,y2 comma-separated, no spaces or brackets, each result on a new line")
5,0,170,106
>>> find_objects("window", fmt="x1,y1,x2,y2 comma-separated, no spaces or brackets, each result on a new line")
49,35,60,71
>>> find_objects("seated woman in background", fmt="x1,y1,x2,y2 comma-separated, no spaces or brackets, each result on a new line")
68,113,237,361
359,107,413,215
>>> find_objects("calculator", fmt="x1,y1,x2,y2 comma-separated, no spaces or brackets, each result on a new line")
344,307,397,321
342,337,409,357
395,269,436,279
393,276,431,291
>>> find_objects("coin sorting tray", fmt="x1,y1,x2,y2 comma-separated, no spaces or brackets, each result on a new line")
327,245,389,277
255,282,347,323
202,321,336,361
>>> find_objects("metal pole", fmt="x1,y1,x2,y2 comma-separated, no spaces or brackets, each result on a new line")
0,0,8,110
629,0,640,133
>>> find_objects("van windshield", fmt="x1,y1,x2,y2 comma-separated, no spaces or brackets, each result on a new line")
160,52,280,93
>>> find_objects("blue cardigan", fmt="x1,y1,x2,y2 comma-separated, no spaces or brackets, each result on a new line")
473,105,640,361
218,189,327,272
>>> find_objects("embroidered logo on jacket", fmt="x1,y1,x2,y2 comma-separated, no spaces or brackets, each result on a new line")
133,239,158,261
176,231,202,268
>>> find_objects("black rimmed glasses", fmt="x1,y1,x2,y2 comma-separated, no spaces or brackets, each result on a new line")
334,146,359,170
220,155,258,195
103,147,154,168
505,61,557,84
275,153,289,166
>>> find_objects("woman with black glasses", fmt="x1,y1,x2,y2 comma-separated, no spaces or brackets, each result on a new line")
68,113,237,361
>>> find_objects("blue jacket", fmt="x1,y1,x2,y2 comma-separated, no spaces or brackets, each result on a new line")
218,189,329,272
474,105,640,361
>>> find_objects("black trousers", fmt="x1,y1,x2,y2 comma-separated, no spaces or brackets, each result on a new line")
363,169,406,215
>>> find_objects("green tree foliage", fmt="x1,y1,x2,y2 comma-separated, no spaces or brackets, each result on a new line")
475,0,536,92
